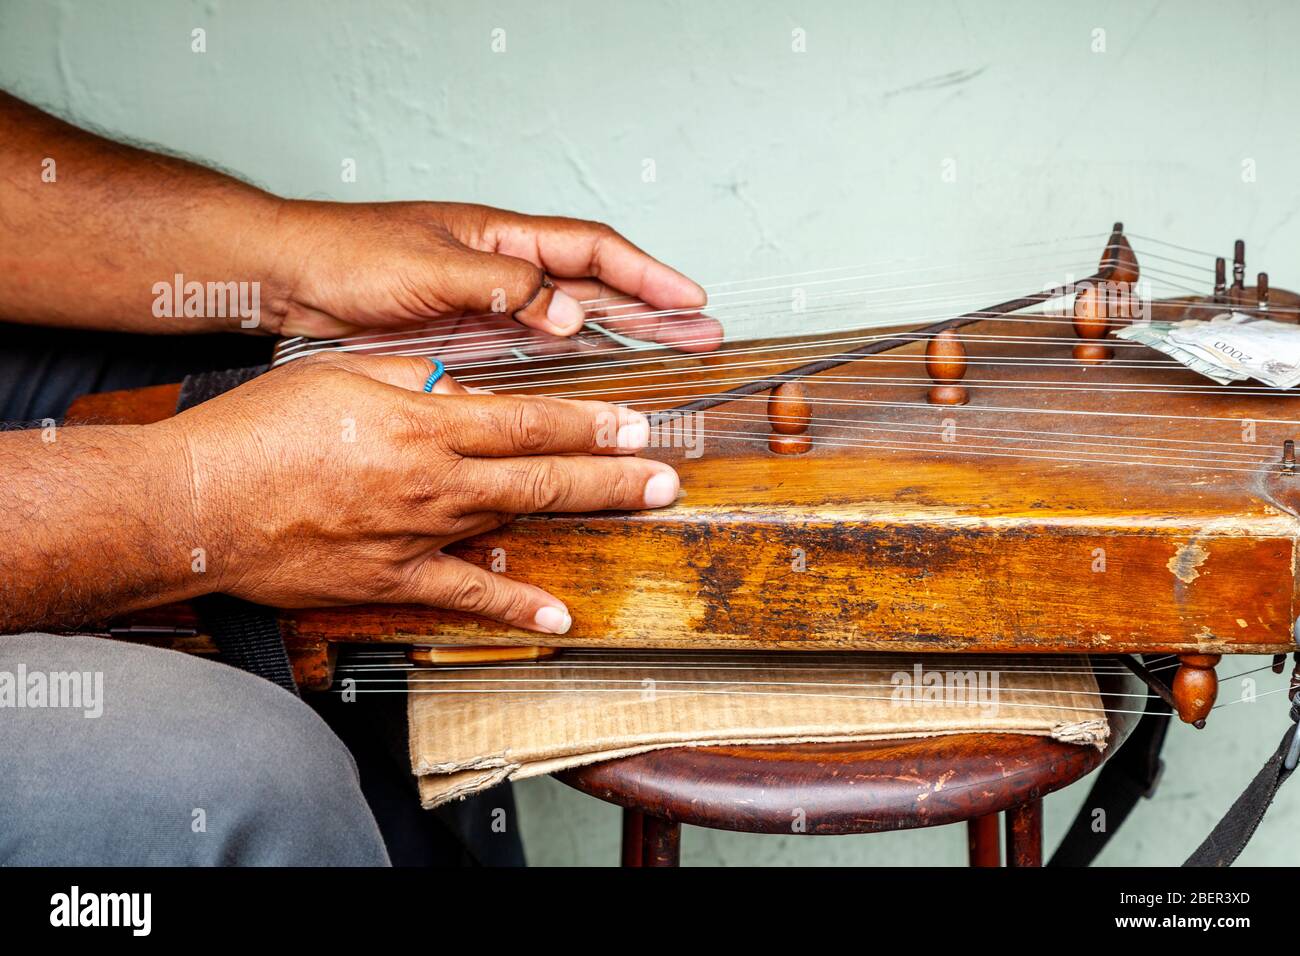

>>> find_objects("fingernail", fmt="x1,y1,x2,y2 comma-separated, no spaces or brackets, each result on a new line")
545,289,585,334
615,412,650,451
534,605,572,635
643,469,680,508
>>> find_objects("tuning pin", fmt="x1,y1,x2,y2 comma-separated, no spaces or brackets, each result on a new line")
1214,257,1227,302
1071,282,1114,364
1257,272,1269,311
926,330,969,405
1173,654,1220,727
767,381,812,454
1233,240,1246,291
1101,223,1139,283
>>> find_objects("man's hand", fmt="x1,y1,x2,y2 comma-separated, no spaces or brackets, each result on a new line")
0,93,722,353
159,352,678,634
265,200,723,352
1,352,681,635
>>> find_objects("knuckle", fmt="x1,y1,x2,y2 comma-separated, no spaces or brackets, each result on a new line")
294,351,344,372
381,558,423,601
505,401,555,453
497,589,533,625
391,398,433,444
521,459,568,512
605,464,641,506
448,572,493,614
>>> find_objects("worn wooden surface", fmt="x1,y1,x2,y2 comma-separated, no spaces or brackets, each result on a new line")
558,667,1138,843
967,815,1001,867
560,670,1139,863
67,286,1300,671
557,717,1134,835
1005,800,1044,867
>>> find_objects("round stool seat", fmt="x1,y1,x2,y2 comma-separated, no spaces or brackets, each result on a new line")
556,670,1142,865
558,730,1126,835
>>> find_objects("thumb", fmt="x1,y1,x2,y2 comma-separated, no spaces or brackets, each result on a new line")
399,553,573,635
444,247,586,337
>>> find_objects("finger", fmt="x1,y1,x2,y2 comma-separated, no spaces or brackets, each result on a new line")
403,554,573,634
494,215,707,313
552,278,723,353
277,301,370,339
319,353,470,394
466,455,680,514
601,309,724,354
446,247,586,337
426,394,653,456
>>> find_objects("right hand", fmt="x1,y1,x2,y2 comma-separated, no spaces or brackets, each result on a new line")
160,351,679,634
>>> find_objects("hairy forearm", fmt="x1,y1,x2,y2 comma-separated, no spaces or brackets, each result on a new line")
0,422,211,631
0,91,294,334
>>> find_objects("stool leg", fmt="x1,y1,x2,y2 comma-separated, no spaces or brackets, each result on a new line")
1004,799,1043,867
966,813,1001,867
640,814,682,867
621,809,644,867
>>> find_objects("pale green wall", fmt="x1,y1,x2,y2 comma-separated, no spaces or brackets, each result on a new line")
3,0,1298,865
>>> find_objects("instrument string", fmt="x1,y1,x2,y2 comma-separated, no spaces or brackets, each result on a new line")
294,285,1275,380
349,686,1157,716
691,411,1274,460
618,392,1299,425
320,233,1214,364
532,373,1297,406
333,648,1294,723
660,428,1274,472
457,349,1294,394
1127,232,1229,260
274,237,1114,355
266,234,1297,475
335,655,1163,676
337,663,1139,677
271,230,1249,378
327,648,1216,719
273,266,1107,363
269,262,1266,382
1213,684,1294,709
280,245,1234,366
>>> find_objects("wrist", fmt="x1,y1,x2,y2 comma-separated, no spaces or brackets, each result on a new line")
146,417,238,601
243,198,330,337
229,193,292,337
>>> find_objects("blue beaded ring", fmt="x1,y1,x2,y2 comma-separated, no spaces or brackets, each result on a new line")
422,358,447,393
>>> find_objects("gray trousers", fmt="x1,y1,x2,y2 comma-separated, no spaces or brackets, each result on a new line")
0,632,390,866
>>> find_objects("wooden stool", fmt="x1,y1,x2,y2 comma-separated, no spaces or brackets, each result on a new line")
556,675,1140,867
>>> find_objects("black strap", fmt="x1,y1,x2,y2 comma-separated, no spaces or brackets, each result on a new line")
176,365,268,413
1183,696,1299,866
1048,679,1172,867
1050,655,1300,867
176,365,298,695
190,593,299,695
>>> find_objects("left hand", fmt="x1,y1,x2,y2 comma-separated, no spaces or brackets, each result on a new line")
262,200,723,353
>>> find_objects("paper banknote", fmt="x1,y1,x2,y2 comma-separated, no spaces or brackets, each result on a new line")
1115,312,1300,388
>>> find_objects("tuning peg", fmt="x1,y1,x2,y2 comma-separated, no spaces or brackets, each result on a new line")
1101,223,1139,283
1233,240,1246,291
1071,283,1114,364
926,330,969,405
767,381,812,454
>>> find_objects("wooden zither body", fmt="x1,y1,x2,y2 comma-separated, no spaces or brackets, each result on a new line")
68,226,1300,722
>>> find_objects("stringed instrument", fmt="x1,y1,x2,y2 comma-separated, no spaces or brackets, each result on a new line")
68,224,1300,725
